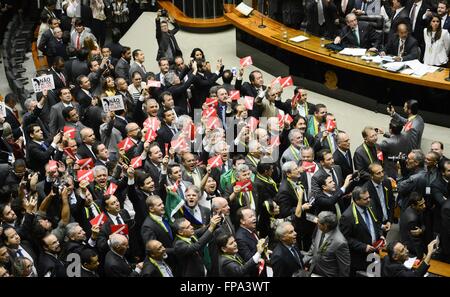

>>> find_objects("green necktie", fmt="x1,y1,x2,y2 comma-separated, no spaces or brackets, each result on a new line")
352,29,360,47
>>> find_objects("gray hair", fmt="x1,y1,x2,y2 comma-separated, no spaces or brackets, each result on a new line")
175,115,192,130
211,140,228,156
288,129,302,142
164,71,177,86
93,165,108,177
411,149,425,168
317,211,338,230
24,98,36,111
345,13,357,21
282,161,297,176
110,234,126,251
186,184,200,196
235,164,250,178
65,222,81,240
275,221,292,241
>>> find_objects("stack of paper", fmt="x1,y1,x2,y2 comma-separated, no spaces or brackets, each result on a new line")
404,59,439,77
381,61,405,72
235,2,254,16
289,35,309,43
339,48,367,56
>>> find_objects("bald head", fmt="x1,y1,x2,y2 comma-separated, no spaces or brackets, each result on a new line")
211,197,230,216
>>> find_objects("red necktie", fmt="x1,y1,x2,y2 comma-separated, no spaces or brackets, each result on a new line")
59,72,66,86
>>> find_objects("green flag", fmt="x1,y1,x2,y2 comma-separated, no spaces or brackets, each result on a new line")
164,188,185,223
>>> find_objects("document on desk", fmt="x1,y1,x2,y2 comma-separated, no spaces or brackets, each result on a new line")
235,2,254,16
381,61,405,72
339,48,367,56
289,35,309,43
404,59,439,77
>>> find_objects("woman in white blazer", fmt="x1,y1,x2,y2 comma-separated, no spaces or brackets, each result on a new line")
423,14,450,67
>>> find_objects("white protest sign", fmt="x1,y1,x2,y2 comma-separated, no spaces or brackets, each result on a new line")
0,101,6,117
101,95,125,112
31,75,55,93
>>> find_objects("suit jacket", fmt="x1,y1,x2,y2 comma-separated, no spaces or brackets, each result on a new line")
156,122,177,152
302,227,351,277
397,168,427,208
234,79,267,99
353,143,381,181
75,89,94,116
333,149,354,180
431,174,449,235
173,229,213,277
384,35,419,61
365,179,395,224
406,1,430,47
140,215,174,252
104,42,123,60
306,0,338,37
335,0,356,22
103,250,139,277
271,243,305,277
129,61,147,80
209,217,236,276
392,112,424,151
37,252,66,277
400,206,425,257
156,18,182,62
276,177,309,219
440,199,450,262
443,14,450,30
38,29,56,56
70,28,97,49
218,253,258,277
311,165,344,198
235,227,258,262
25,140,60,174
191,71,222,109
165,72,196,113
77,143,97,160
339,21,381,49
80,267,99,277
115,57,131,82
48,68,69,90
49,102,80,135
142,257,170,277
280,145,302,167
113,116,128,139
46,38,68,64
388,7,411,36
339,203,382,271
70,59,90,83
4,107,21,139
381,255,430,276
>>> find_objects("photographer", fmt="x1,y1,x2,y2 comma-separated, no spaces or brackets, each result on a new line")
156,9,182,64
379,118,409,179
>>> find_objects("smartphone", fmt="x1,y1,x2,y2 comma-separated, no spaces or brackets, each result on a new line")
387,102,393,111
263,236,269,246
374,128,379,133
435,235,440,249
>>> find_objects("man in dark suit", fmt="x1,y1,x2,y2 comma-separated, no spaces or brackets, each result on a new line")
129,49,147,80
22,94,52,143
104,234,143,277
77,128,97,160
115,46,132,83
75,75,95,120
365,163,395,234
79,249,100,277
59,222,98,261
3,93,21,139
400,192,427,258
335,0,356,26
37,233,66,277
339,186,384,275
276,161,315,250
302,211,351,276
314,173,353,217
438,0,450,30
25,124,63,175
275,87,316,118
333,13,381,50
397,149,427,209
431,160,450,239
163,68,197,114
46,27,67,65
379,119,409,179
48,57,69,91
2,226,38,275
70,49,90,85
406,0,430,55
333,131,354,181
235,208,259,266
157,108,178,152
143,143,165,194
381,239,438,276
96,194,142,260
155,11,182,64
353,126,382,182
306,0,339,38
235,69,267,99
382,22,419,61
142,240,174,277
311,149,346,198
49,87,80,135
37,17,59,57
388,0,411,36
183,185,211,229
190,59,223,110
271,222,306,277
172,217,220,277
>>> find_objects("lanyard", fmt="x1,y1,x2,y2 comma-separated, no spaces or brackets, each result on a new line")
304,137,309,147
384,186,389,210
239,191,254,207
313,117,319,135
149,213,169,233
175,234,197,244
288,179,305,201
256,173,278,192
223,254,244,266
351,201,378,224
247,155,259,167
289,145,300,161
363,143,375,164
148,257,164,276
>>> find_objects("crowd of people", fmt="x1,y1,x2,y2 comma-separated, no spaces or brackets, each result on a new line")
0,0,449,278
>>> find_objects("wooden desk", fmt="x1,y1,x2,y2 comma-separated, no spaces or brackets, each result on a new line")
224,10,450,91
379,250,450,277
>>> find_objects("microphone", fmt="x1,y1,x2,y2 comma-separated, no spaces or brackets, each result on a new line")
337,28,353,44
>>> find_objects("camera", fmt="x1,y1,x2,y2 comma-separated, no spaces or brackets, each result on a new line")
160,9,168,17
351,171,360,182
387,153,407,162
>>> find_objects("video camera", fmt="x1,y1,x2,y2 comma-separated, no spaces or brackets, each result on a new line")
160,9,168,17
387,153,407,162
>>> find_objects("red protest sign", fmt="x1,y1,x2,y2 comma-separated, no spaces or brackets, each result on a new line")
205,97,218,108
208,155,223,168
48,160,58,171
130,156,143,169
89,212,107,227
111,224,129,236
240,56,253,67
230,90,240,101
143,117,160,131
325,119,337,132
64,126,76,139
243,96,254,110
145,129,157,142
77,169,94,182
117,137,135,152
280,76,293,88
236,180,253,192
302,161,317,173
76,158,94,169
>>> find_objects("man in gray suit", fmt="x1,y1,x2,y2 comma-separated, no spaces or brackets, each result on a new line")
49,87,80,135
70,19,97,50
129,49,147,80
115,46,132,83
379,118,409,179
387,99,424,151
280,129,303,166
302,211,351,277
